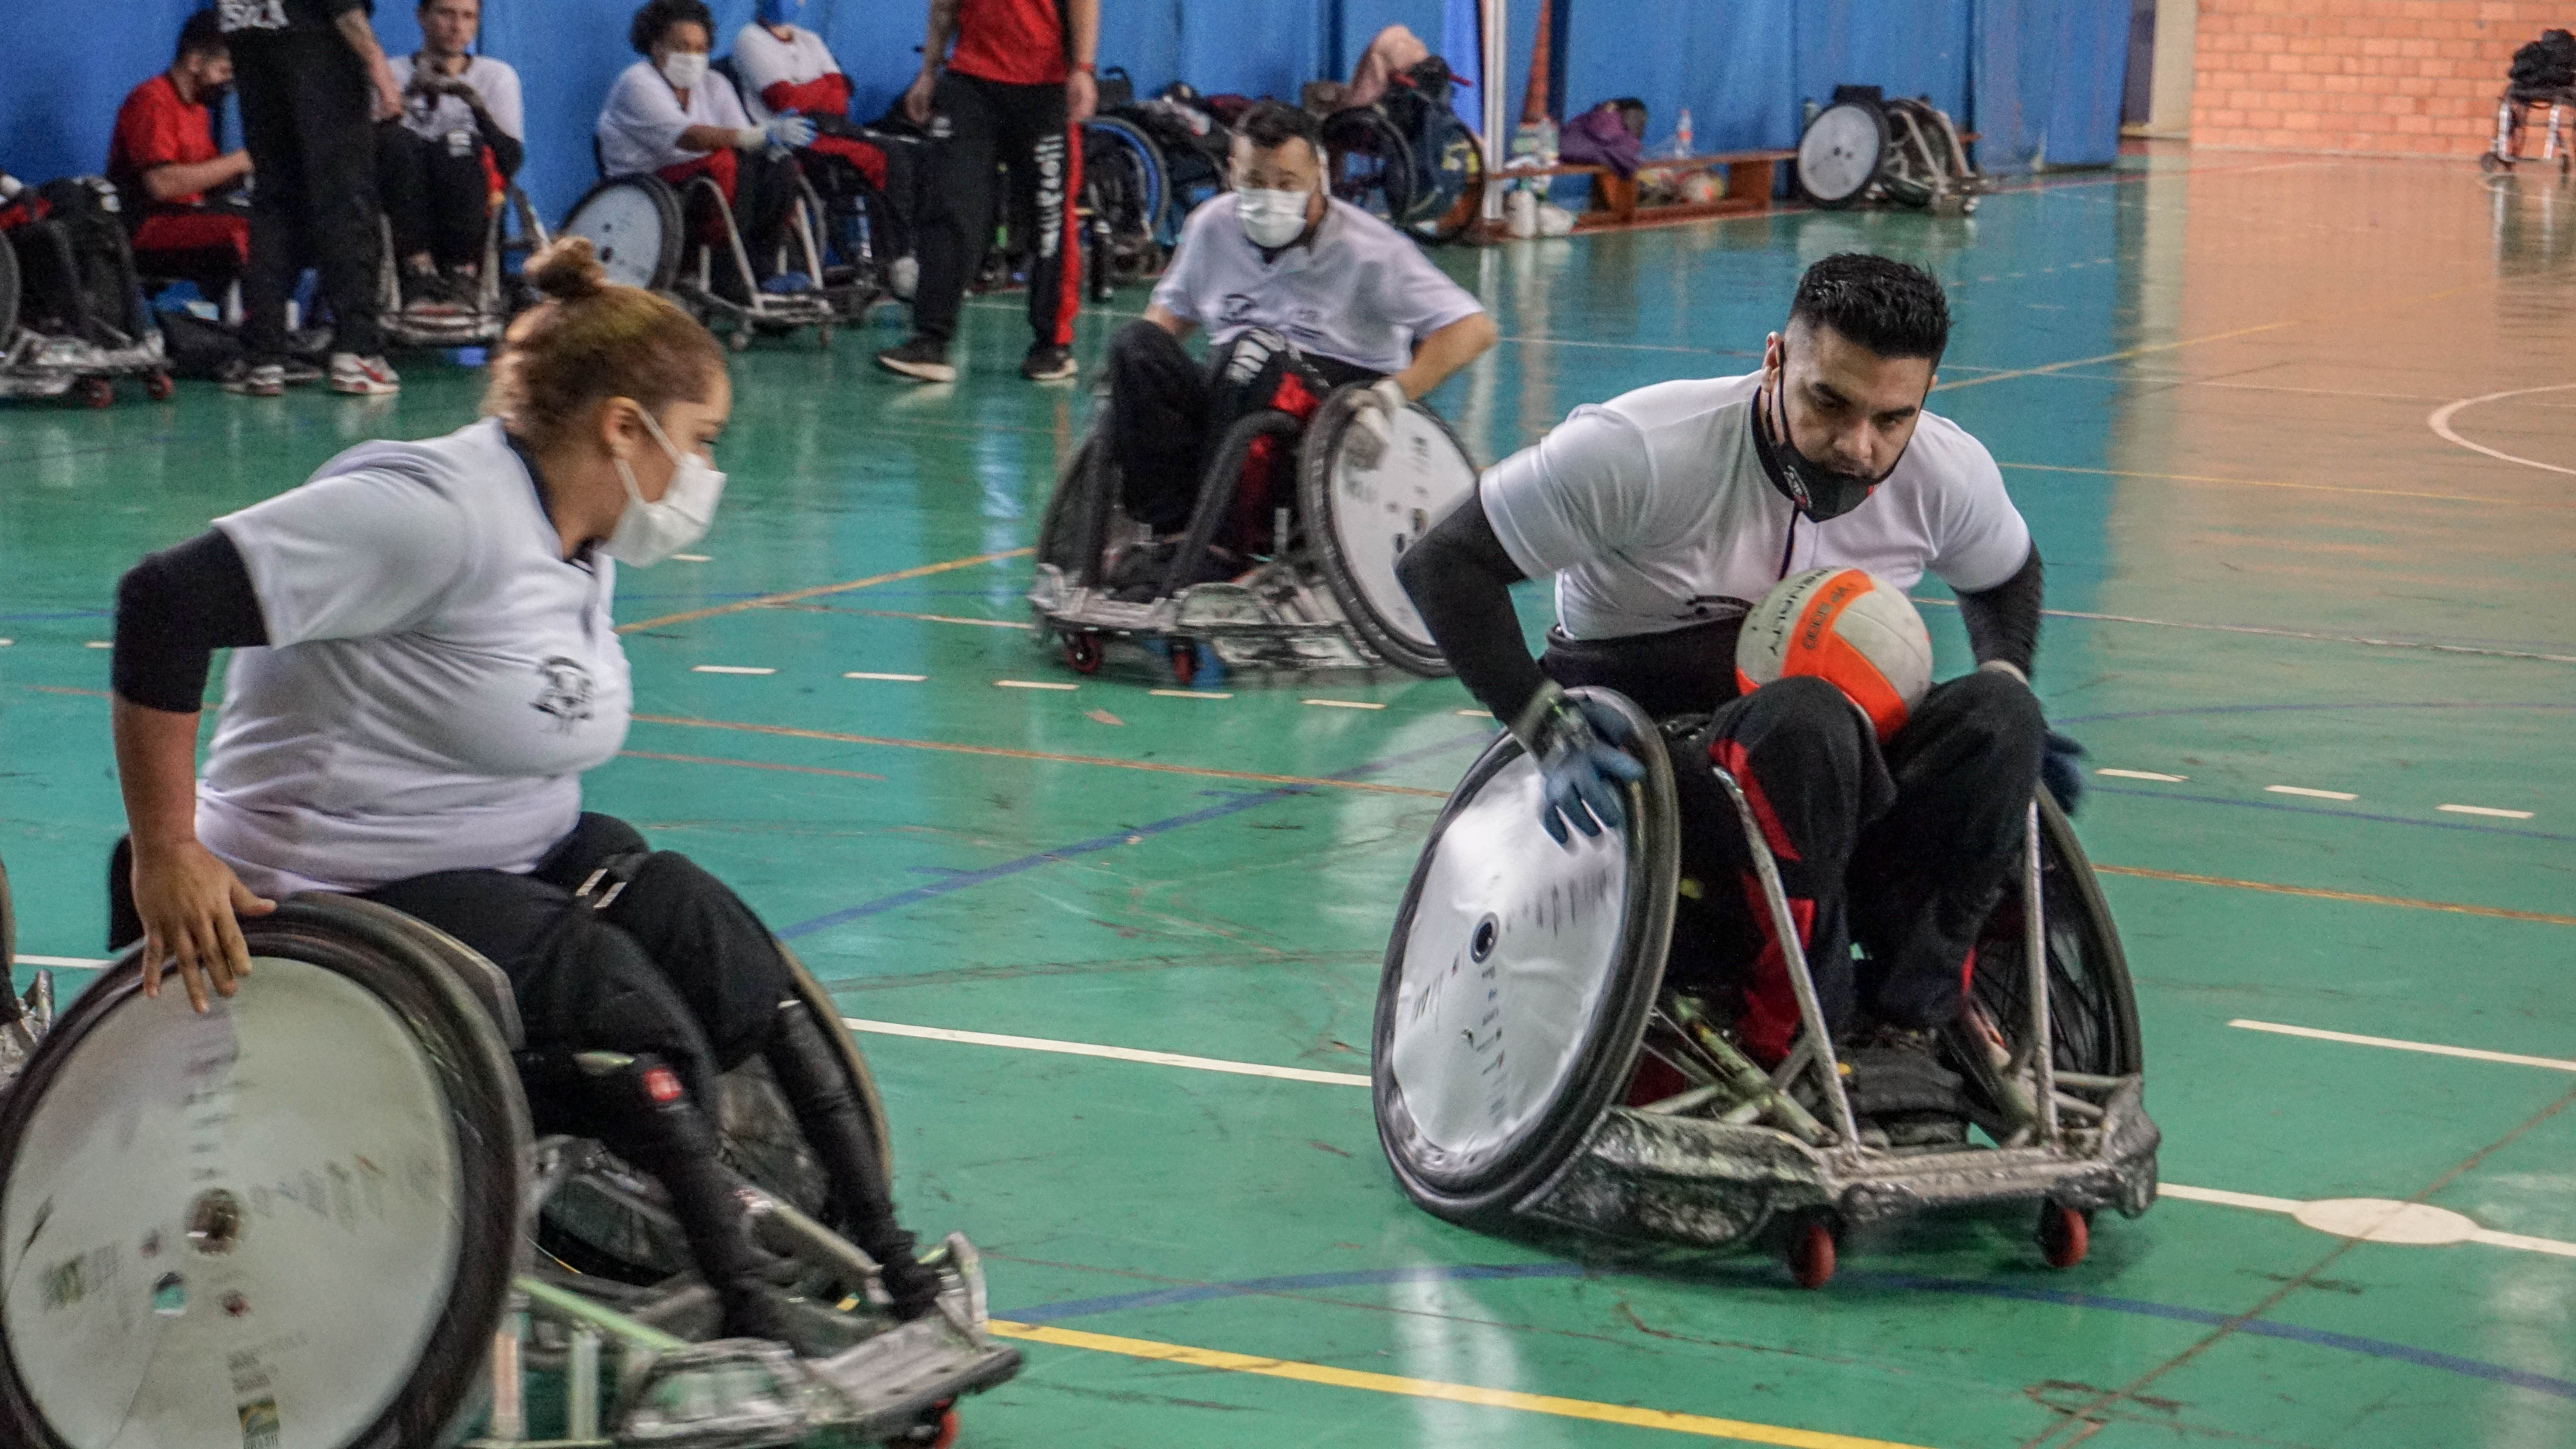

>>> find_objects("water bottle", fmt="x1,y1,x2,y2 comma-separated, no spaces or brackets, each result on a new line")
1675,107,1694,159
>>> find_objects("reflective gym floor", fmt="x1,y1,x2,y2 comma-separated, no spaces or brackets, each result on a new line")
6,146,2573,1447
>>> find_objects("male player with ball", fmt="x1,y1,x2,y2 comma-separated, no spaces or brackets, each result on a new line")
1398,252,2076,1067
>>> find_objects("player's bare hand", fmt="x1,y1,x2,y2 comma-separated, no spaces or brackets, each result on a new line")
131,841,276,1014
903,68,938,125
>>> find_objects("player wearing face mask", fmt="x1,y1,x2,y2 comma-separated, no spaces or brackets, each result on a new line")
1100,100,1497,537
108,12,256,307
106,239,949,1346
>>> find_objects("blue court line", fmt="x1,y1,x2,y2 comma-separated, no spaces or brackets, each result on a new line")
775,729,1493,940
2088,786,2576,844
2057,700,2576,725
1004,1261,2576,1402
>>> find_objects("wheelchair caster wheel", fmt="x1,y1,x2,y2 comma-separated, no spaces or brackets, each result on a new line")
1788,1218,1837,1289
76,377,113,409
817,321,834,350
729,327,752,353
1168,639,1198,687
888,1401,958,1446
1060,631,1102,674
144,371,175,402
2039,1203,2090,1268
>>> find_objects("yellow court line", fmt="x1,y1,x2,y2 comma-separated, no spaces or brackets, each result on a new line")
2091,864,2576,928
616,547,1035,634
986,1320,1935,1449
1996,461,2516,507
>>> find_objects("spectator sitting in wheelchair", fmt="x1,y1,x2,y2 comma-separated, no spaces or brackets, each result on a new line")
598,0,815,299
1396,254,2085,1074
734,0,915,290
382,0,523,311
106,11,253,309
1111,100,1496,548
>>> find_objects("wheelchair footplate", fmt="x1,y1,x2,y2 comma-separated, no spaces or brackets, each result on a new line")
1373,688,2160,1284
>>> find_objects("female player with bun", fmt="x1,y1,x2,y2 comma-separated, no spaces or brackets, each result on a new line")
1397,253,2076,1068
106,236,943,1345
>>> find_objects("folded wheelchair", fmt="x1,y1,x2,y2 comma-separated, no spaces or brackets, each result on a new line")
1028,382,1478,684
1372,688,2158,1284
1,178,174,408
378,184,552,354
560,149,841,352
1319,57,1487,243
0,889,1018,1447
2479,85,2574,179
1797,86,1993,216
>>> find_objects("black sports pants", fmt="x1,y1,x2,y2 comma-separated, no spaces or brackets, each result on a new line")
912,71,1081,347
376,124,490,271
1103,320,1378,533
229,28,383,359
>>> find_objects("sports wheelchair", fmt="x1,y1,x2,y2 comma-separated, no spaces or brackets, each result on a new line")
2479,86,2574,178
1080,79,1235,295
378,184,551,353
1,178,174,408
560,146,841,353
1373,688,2157,1285
1029,378,1478,684
1320,58,1486,243
0,888,1018,1447
1797,86,1993,216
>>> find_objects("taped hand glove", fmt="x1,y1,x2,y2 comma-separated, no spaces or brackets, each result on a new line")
1514,682,1646,846
1340,378,1410,470
2041,730,2087,816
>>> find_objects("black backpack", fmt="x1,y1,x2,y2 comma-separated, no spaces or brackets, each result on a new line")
2509,29,2576,92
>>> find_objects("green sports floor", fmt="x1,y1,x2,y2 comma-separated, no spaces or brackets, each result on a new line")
6,145,2574,1447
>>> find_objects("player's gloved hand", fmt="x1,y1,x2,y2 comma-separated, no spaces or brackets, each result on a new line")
767,115,818,149
1341,378,1410,470
1513,682,1646,846
2041,730,2087,816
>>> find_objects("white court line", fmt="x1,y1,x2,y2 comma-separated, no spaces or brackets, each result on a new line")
2266,785,2357,801
844,672,927,682
1455,709,1495,719
1150,689,1233,700
671,553,712,563
2230,1019,2576,1073
1303,699,1386,711
2097,768,2187,782
0,640,12,647
18,955,105,970
2158,1183,2302,1213
995,679,1078,691
2427,382,2576,478
876,612,1035,631
692,665,776,676
2160,1183,2576,1259
2439,804,2535,820
841,1018,1371,1087
83,641,111,649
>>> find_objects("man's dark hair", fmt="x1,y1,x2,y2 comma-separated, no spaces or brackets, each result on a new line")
629,0,715,55
1787,253,1950,363
1236,100,1326,161
176,9,227,63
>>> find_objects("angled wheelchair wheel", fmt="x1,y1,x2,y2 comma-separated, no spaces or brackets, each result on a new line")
1082,117,1168,252
1323,108,1417,223
560,175,685,291
1298,384,1480,676
1034,425,1106,577
1411,119,1487,242
1373,688,1679,1228
0,897,528,1449
1797,100,1887,208
0,237,21,350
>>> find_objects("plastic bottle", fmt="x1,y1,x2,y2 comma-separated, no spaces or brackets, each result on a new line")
1675,107,1694,159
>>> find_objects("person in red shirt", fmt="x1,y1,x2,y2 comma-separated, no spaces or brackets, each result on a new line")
874,0,1097,384
107,12,255,305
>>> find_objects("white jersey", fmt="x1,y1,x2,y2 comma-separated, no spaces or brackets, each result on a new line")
389,54,524,142
732,22,839,124
201,418,632,898
1150,194,1484,375
1481,373,2031,642
598,59,750,177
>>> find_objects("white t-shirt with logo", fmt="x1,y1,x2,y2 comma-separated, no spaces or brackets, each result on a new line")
1480,373,2032,642
1150,194,1484,375
201,418,632,897
598,59,751,177
732,23,839,125
389,54,526,143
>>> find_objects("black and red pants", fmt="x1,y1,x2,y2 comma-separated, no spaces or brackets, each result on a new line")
911,70,1082,347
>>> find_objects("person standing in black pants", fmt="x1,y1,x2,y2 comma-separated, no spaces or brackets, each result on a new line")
875,0,1097,384
216,0,405,397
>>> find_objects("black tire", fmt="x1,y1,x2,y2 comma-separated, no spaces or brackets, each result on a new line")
1082,116,1169,252
0,236,20,349
1373,689,1680,1228
1034,426,1104,576
560,174,685,291
0,853,12,981
1297,384,1476,677
0,897,527,1449
1797,100,1889,208
1323,107,1417,223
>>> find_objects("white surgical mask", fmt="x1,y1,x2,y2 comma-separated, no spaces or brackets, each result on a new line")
660,51,708,91
605,408,725,567
1237,187,1313,249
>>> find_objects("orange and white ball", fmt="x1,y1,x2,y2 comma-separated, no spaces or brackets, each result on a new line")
1735,567,1933,741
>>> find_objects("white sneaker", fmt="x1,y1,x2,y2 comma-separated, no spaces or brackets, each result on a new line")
328,353,401,396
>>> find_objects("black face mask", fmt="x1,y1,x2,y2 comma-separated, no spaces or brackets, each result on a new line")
1751,349,1902,523
197,81,234,109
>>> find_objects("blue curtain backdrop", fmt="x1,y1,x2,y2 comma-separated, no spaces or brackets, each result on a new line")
0,0,2125,226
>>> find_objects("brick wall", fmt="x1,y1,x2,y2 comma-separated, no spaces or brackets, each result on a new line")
2192,0,2571,155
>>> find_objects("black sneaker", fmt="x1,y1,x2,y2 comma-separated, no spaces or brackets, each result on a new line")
1020,344,1077,382
875,335,955,383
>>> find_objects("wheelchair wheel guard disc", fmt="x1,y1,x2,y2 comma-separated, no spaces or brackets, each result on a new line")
1300,385,1479,676
1374,688,1678,1225
1797,101,1886,207
562,178,683,291
0,902,526,1449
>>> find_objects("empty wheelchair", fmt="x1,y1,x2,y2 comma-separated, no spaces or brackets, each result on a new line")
559,155,838,352
1030,381,1478,683
1323,58,1485,243
1797,86,1993,215
377,183,551,353
2479,85,2574,178
0,893,1018,1447
1372,687,2157,1285
1,178,173,408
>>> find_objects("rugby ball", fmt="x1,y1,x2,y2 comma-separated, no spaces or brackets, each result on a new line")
1735,567,1932,741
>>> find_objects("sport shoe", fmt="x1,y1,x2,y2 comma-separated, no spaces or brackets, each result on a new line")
1020,344,1076,382
219,360,284,397
279,358,324,387
328,353,400,396
875,336,954,383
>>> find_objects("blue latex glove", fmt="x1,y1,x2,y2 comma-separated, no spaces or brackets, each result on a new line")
2041,730,2087,816
1524,689,1646,846
766,115,818,150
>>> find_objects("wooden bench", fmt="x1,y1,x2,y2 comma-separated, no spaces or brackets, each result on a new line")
1481,149,1798,236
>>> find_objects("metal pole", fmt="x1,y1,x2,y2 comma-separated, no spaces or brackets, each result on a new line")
1481,0,1508,226
486,1300,527,1443
2023,801,2060,1145
1711,770,1862,1156
567,1328,603,1441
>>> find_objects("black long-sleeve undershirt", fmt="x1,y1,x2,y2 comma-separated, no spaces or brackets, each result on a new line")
1955,545,2043,679
1396,491,1547,728
112,529,269,714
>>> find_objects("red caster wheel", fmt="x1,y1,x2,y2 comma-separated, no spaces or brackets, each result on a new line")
144,370,176,402
1060,632,1102,674
1788,1218,1837,1289
932,1408,959,1448
887,1400,957,1447
1167,639,1198,687
2039,1202,2091,1269
76,377,114,409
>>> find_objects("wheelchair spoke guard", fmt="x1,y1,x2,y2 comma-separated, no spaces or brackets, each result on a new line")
0,899,526,1449
561,176,685,292
1797,100,1887,207
1373,688,1678,1226
1300,384,1481,677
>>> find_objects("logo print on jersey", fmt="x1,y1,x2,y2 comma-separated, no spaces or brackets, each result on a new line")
218,0,290,30
532,657,596,731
